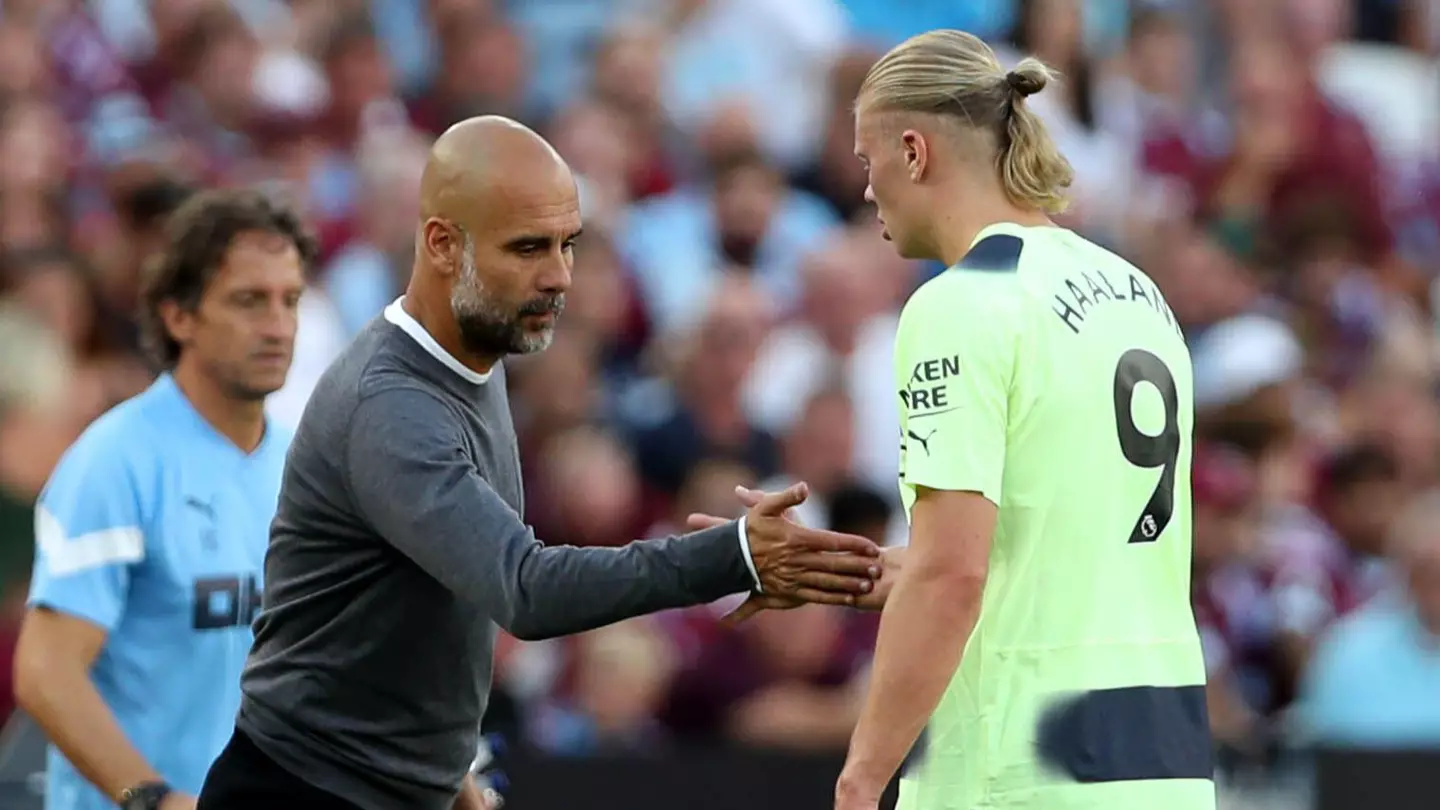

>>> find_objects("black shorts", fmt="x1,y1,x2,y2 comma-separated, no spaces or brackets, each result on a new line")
198,729,360,810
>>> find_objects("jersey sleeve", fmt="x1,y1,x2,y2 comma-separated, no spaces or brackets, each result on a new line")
28,428,148,631
895,273,1023,506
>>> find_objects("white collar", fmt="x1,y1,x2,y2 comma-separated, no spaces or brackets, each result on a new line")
383,297,492,384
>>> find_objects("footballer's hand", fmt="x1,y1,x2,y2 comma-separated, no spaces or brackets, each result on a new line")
689,486,896,624
718,547,902,623
742,482,881,605
158,794,197,810
685,484,800,530
858,547,904,612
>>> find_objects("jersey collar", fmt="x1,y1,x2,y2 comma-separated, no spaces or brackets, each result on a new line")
968,221,1054,247
150,373,284,460
383,297,492,385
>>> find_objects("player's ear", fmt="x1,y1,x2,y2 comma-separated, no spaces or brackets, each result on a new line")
158,299,195,346
422,218,462,276
901,129,928,182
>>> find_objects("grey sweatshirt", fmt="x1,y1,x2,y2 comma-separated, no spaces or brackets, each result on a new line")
236,301,754,809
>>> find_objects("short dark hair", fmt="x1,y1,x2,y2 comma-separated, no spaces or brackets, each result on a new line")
118,176,197,233
139,188,318,369
709,146,773,187
1319,443,1400,499
827,483,893,537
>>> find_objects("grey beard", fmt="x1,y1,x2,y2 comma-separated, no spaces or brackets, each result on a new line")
450,237,563,357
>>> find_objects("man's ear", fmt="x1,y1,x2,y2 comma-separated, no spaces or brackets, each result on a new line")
901,129,929,182
158,299,194,348
423,218,462,277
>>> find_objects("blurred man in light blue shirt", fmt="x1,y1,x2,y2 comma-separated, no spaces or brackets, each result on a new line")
13,190,313,810
619,147,839,334
1299,490,1440,748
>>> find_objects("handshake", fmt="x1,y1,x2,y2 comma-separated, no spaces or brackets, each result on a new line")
688,482,903,623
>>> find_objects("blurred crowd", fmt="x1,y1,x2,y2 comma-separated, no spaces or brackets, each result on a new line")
0,0,1439,780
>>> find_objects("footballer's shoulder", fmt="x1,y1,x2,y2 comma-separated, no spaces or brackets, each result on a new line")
71,390,167,461
953,230,1026,274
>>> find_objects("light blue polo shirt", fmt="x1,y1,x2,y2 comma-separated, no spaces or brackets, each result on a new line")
1299,591,1440,748
28,374,291,809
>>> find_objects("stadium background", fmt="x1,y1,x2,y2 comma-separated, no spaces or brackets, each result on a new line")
0,0,1438,807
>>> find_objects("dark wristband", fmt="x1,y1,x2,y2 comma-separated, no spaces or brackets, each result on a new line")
118,781,172,810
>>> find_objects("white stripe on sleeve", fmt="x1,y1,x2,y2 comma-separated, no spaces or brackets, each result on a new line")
35,507,145,577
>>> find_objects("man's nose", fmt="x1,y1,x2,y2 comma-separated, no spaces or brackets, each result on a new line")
537,254,572,293
258,299,297,341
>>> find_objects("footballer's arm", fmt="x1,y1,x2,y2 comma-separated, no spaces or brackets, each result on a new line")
14,608,184,806
836,487,994,806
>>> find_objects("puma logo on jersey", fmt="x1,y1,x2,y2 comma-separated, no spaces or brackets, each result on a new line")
907,428,937,456
185,496,215,520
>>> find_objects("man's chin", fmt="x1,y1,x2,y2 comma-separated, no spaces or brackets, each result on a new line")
232,372,289,402
512,328,555,355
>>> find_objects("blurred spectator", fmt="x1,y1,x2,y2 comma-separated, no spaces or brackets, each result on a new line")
408,7,527,134
154,4,263,182
0,247,146,411
588,22,678,199
113,174,197,294
546,99,640,234
791,51,877,223
646,457,759,541
743,239,898,493
0,305,86,600
306,12,405,235
660,602,875,751
994,0,1136,243
1298,489,1440,747
531,425,645,549
1266,444,1405,696
619,146,838,335
1192,313,1323,443
1097,5,1205,154
825,484,895,548
43,0,167,173
322,125,428,336
1145,221,1268,337
1150,10,1422,307
561,234,650,373
662,0,847,171
0,99,72,250
511,326,607,451
532,619,679,755
1340,363,1440,489
0,22,50,99
1190,444,1276,751
754,388,904,545
625,277,778,499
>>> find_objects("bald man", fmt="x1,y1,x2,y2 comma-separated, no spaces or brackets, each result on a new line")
195,116,883,810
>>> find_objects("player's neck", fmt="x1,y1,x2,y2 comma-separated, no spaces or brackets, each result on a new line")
400,288,500,375
171,361,268,453
931,193,1052,267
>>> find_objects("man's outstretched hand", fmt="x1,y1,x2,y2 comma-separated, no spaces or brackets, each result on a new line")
738,482,881,609
691,485,902,623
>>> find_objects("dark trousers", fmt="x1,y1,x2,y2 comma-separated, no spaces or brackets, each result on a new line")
198,729,361,810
